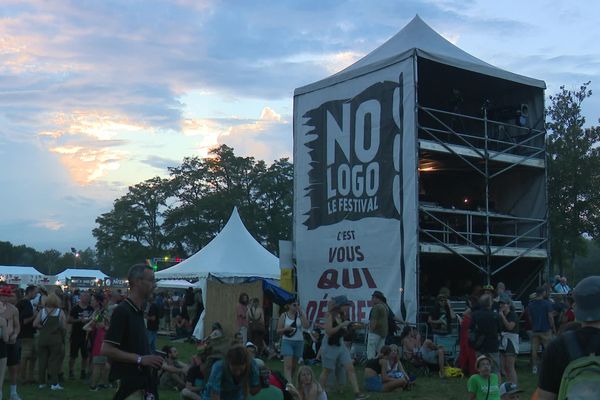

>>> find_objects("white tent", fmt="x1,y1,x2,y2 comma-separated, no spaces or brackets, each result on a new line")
0,266,50,286
156,279,197,290
155,208,280,280
56,268,108,284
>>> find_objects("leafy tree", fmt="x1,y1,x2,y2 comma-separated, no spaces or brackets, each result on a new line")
547,82,600,275
93,176,172,276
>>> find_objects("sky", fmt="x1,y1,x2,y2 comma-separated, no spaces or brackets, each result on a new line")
1,0,599,252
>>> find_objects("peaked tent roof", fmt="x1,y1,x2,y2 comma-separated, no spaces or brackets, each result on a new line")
155,208,280,280
56,268,108,281
0,266,44,276
295,15,545,96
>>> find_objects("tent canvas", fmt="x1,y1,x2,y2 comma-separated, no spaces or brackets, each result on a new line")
55,268,108,283
0,266,50,286
156,279,196,290
155,208,280,280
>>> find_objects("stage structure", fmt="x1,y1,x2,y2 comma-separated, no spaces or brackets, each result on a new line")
293,16,548,324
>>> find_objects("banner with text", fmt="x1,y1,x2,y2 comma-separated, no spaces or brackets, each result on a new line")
294,58,417,324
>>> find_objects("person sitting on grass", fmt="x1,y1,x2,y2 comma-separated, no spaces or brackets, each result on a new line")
202,345,261,400
499,382,523,400
400,325,446,377
364,345,408,393
180,352,206,400
249,366,284,400
285,365,327,400
467,355,500,400
387,344,411,381
159,345,189,390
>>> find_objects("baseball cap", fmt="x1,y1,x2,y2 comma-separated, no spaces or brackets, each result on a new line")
245,341,257,350
573,276,600,322
499,382,523,397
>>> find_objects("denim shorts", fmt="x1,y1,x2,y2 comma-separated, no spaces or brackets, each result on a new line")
365,375,383,392
281,339,303,359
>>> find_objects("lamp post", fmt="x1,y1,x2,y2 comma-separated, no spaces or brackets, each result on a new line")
71,247,80,268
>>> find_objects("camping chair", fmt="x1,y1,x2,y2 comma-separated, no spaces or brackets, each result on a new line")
433,333,459,364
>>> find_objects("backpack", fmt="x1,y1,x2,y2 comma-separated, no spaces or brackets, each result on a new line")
557,331,600,400
386,305,398,337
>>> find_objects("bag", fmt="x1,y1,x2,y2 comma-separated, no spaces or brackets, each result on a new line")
443,366,464,378
386,305,399,337
283,313,298,338
557,331,600,400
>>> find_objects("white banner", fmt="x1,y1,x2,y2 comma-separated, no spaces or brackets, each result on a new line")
294,58,417,324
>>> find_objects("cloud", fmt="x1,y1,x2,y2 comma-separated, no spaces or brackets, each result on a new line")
216,106,292,162
34,219,65,231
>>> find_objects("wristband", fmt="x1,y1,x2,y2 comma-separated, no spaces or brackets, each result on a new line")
136,355,142,365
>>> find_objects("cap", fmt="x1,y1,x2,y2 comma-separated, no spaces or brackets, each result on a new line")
331,295,352,308
499,382,523,396
372,291,386,302
245,341,257,350
476,354,492,368
0,286,14,297
573,276,600,322
482,284,494,291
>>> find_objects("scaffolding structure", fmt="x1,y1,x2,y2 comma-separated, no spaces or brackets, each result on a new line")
416,101,548,298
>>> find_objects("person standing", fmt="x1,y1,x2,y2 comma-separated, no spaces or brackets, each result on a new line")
319,295,369,400
68,291,94,380
0,286,21,400
101,264,164,400
498,295,519,385
247,298,266,356
16,285,38,385
236,293,250,344
367,291,388,359
146,295,159,353
277,299,309,383
0,297,9,397
536,275,600,399
33,293,67,391
184,288,196,324
470,294,501,374
527,286,555,374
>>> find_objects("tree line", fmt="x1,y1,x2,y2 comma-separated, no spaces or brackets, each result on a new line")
1,83,599,279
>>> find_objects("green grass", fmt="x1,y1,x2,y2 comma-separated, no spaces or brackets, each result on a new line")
10,337,540,399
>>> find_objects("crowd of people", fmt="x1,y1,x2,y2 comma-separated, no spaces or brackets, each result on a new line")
0,266,596,400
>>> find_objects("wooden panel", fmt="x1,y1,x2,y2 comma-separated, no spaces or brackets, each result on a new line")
205,279,263,341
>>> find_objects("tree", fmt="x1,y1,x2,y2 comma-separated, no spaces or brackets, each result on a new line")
547,82,600,275
93,176,172,276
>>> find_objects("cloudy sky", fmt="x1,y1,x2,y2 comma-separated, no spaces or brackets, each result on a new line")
1,0,599,252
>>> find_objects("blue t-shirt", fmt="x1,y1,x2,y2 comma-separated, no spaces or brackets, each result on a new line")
528,299,553,332
203,359,260,400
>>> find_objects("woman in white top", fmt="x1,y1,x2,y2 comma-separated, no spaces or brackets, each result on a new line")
277,299,308,382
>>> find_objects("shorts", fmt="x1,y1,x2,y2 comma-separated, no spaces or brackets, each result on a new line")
70,336,89,359
0,339,6,359
281,339,303,359
321,343,352,370
92,355,108,365
6,341,21,366
20,338,36,360
364,375,383,392
420,345,438,365
499,332,519,356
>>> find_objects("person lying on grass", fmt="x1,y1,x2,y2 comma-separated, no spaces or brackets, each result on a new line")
364,345,408,392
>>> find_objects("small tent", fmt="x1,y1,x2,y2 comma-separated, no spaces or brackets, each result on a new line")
0,266,49,286
56,268,108,286
155,208,280,281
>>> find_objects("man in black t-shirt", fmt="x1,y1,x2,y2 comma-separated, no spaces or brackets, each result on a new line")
102,264,163,400
16,285,38,384
537,276,600,400
470,294,501,373
68,291,94,379
180,352,205,400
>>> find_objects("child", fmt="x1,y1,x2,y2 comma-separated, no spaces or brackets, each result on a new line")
467,355,500,400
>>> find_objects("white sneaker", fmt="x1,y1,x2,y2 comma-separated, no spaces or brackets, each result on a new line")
38,384,47,389
50,384,64,390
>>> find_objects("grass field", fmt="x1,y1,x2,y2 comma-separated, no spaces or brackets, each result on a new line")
9,337,539,399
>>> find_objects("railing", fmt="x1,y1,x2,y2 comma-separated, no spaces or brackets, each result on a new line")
418,105,546,165
419,206,546,252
